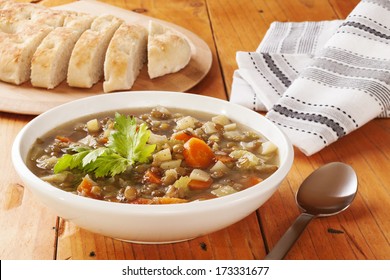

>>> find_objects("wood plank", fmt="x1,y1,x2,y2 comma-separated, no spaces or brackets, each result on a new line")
0,113,57,259
56,214,266,260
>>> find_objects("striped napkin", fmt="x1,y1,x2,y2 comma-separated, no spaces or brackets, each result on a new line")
231,0,390,156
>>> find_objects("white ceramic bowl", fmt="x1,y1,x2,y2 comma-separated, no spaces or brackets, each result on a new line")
12,91,294,243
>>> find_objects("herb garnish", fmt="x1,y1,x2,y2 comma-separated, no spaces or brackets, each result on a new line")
54,113,156,177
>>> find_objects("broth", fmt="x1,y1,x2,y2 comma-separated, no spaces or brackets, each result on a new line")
27,106,279,204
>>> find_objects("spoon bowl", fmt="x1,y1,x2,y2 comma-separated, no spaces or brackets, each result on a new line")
265,162,358,260
297,162,358,216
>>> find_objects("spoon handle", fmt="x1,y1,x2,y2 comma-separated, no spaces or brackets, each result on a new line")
264,213,314,260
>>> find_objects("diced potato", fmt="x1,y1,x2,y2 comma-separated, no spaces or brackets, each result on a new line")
202,121,217,134
224,123,237,131
210,160,230,173
165,185,179,197
211,185,237,197
41,172,69,184
86,119,100,133
176,116,196,130
212,115,231,126
240,141,257,150
36,155,58,169
189,169,211,182
160,159,182,169
103,128,112,138
223,130,244,141
261,141,278,155
154,106,171,115
148,132,168,144
162,169,178,185
78,135,97,147
209,134,220,142
173,176,191,190
229,150,261,169
211,142,219,151
153,148,172,162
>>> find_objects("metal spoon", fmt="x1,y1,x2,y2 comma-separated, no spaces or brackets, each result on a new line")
264,162,358,260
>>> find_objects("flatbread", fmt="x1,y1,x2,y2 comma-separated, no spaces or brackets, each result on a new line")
147,20,191,79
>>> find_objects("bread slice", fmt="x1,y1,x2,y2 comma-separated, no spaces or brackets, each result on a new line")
147,21,192,79
0,0,24,11
0,3,66,85
67,14,123,88
0,26,53,85
0,0,12,9
62,11,95,36
103,23,147,93
0,2,64,32
30,12,95,89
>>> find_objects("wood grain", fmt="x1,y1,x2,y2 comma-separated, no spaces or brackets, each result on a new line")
0,112,57,259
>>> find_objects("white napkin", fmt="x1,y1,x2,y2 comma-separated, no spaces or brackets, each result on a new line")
231,0,390,156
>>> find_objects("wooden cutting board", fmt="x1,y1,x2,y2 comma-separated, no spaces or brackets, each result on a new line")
0,0,212,115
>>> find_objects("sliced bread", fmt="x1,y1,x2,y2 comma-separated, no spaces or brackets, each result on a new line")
0,2,64,32
0,0,12,9
0,25,53,85
0,3,66,85
67,14,123,88
103,23,147,93
31,12,95,89
147,20,192,79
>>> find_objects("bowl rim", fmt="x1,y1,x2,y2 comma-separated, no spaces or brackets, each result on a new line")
12,90,294,215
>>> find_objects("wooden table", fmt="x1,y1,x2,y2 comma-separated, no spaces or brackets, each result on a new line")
1,0,389,260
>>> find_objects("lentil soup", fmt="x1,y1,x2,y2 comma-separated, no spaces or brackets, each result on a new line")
27,106,279,204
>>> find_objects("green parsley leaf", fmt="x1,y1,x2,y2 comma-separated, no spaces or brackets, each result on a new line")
108,113,136,158
53,113,156,178
53,149,91,173
129,122,156,164
82,147,108,166
108,113,156,165
83,153,129,177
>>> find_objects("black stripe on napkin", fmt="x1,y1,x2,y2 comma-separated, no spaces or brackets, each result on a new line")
272,104,346,138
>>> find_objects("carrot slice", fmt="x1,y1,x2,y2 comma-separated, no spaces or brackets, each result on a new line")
130,198,153,204
183,137,214,168
243,176,263,188
56,136,71,142
144,169,162,184
77,176,101,199
97,137,108,144
188,178,213,190
172,131,194,142
153,197,188,204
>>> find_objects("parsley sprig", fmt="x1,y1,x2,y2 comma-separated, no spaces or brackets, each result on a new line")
53,113,156,177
